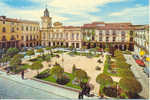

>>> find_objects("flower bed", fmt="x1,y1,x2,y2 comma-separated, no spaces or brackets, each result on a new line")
36,69,81,90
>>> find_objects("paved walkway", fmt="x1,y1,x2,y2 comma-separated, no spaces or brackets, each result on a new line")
124,54,149,99
0,71,99,99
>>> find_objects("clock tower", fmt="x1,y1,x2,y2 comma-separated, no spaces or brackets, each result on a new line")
41,8,52,29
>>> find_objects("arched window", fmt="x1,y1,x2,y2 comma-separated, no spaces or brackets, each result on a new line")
72,33,74,40
30,35,32,40
1,36,6,41
10,35,16,40
11,27,15,32
26,36,28,41
121,31,125,36
76,33,79,40
26,26,28,31
2,27,6,33
113,30,116,35
30,26,32,31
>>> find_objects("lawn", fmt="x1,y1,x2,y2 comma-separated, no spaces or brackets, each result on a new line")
38,70,81,90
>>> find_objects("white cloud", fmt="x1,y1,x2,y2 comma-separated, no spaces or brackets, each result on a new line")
48,0,128,15
109,5,149,24
0,1,68,24
110,5,148,17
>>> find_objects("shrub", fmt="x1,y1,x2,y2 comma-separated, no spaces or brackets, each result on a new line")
116,61,131,69
36,72,50,79
56,74,70,85
118,69,134,78
123,51,132,55
95,66,101,70
97,59,102,63
104,48,110,52
103,87,117,97
96,73,113,87
119,77,142,94
36,69,50,79
74,69,88,83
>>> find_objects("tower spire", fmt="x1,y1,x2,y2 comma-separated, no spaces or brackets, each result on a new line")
44,0,49,17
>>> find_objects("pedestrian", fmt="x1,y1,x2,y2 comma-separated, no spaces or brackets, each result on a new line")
21,70,24,79
78,92,83,99
6,67,10,75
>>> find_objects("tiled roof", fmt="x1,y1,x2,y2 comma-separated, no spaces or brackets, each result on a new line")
0,16,39,24
63,26,81,29
82,22,132,30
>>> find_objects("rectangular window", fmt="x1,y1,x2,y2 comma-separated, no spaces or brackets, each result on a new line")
106,37,109,42
113,37,116,42
3,21,5,24
106,30,109,35
99,37,102,41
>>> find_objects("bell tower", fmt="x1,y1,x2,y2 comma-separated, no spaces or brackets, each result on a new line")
41,8,52,29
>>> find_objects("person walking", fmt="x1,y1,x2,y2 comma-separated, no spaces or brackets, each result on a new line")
6,67,10,75
78,92,83,99
21,70,24,80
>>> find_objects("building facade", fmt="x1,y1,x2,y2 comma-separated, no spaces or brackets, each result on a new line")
1,8,148,52
134,25,149,56
0,16,40,49
82,22,134,51
41,8,82,48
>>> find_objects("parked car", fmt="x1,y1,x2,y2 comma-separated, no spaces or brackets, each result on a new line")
144,67,150,77
132,55,140,60
135,59,145,67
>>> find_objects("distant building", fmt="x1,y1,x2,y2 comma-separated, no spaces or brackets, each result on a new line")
133,25,149,57
0,8,148,53
82,22,134,51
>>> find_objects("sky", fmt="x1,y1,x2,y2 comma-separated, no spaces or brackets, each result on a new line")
0,0,149,26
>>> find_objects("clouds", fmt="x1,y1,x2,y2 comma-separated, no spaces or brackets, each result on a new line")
0,0,148,25
109,5,149,24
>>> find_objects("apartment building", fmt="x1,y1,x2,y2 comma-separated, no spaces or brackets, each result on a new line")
82,22,134,51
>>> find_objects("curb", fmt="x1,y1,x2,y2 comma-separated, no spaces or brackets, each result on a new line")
32,78,81,93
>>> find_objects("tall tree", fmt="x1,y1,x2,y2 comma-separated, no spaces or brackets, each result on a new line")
46,47,52,55
69,46,73,52
74,69,88,83
96,73,113,87
10,54,22,72
30,61,43,75
6,48,19,57
96,73,113,95
50,65,64,80
26,50,35,58
119,77,142,95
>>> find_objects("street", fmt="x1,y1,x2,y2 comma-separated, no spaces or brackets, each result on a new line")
124,54,149,99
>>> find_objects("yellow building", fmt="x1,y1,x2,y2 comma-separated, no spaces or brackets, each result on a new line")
0,16,40,49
